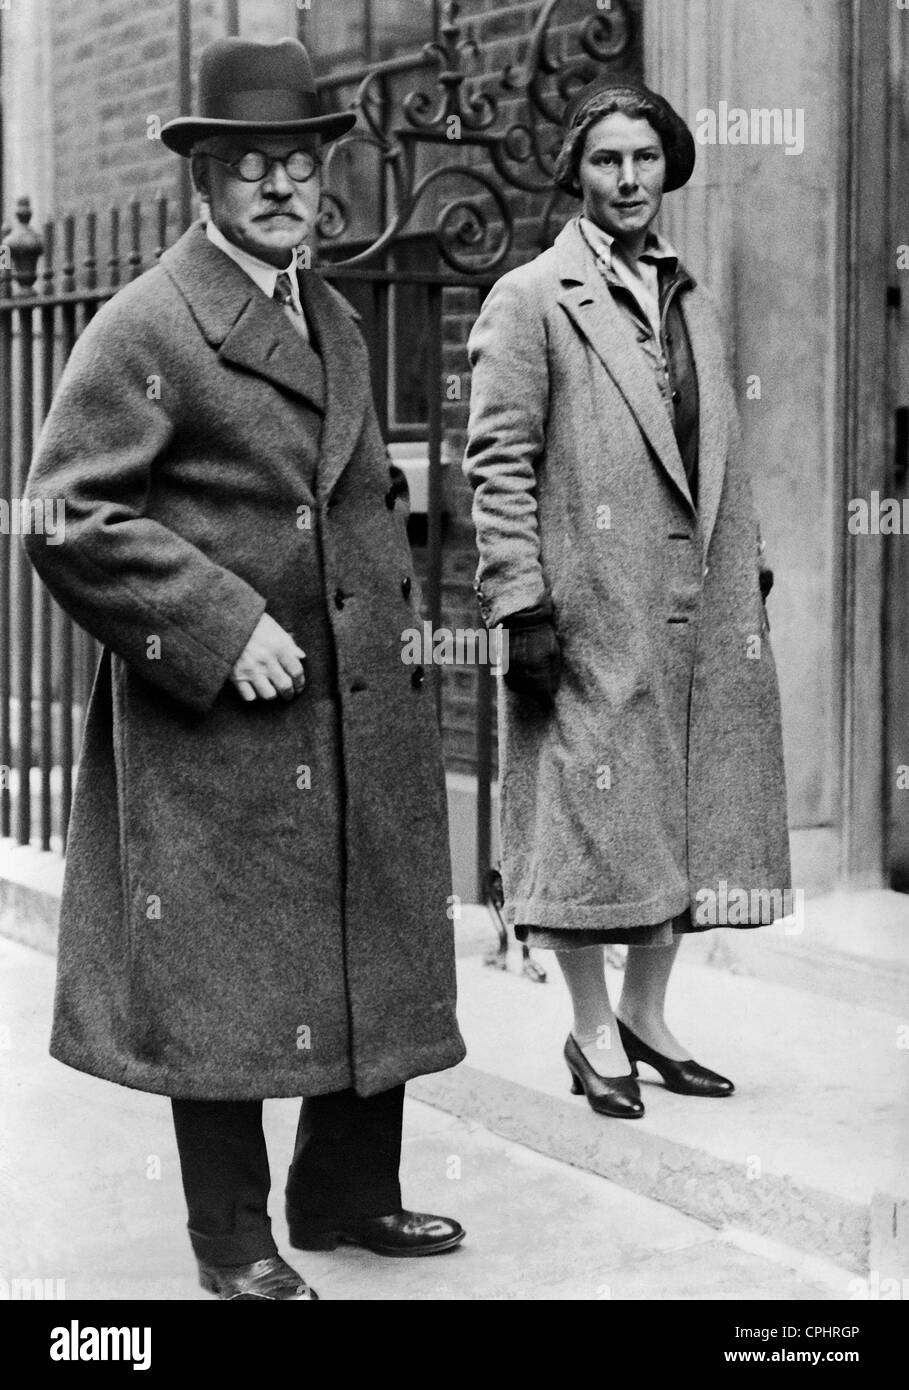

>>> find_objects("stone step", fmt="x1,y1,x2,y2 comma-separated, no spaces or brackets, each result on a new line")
0,840,64,954
683,889,909,1020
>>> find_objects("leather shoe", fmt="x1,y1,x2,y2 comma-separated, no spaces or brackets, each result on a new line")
617,1018,734,1097
564,1033,644,1118
198,1254,318,1300
287,1208,465,1257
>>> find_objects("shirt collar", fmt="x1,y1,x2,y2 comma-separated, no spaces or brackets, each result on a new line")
205,217,302,313
578,214,680,276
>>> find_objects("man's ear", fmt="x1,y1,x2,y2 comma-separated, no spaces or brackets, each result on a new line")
190,152,210,201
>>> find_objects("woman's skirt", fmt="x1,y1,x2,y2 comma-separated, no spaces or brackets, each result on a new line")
515,909,694,951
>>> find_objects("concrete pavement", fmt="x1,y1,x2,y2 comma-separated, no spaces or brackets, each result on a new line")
0,935,847,1301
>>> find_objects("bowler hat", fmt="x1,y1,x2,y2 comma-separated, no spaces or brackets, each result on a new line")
558,77,695,194
161,37,357,156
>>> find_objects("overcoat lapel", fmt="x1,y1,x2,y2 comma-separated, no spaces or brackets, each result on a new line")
160,224,372,497
296,267,372,502
554,217,695,516
161,223,325,412
219,292,326,411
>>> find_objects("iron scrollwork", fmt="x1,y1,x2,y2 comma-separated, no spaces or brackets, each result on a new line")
318,0,638,274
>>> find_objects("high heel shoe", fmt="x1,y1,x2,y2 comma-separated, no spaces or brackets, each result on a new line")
564,1034,644,1118
616,1019,734,1097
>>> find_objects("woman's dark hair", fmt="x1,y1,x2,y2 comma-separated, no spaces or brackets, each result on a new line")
553,90,671,199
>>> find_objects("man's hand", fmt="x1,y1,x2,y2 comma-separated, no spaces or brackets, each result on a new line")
230,613,306,703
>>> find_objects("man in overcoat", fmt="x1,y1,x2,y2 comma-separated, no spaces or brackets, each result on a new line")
24,37,466,1301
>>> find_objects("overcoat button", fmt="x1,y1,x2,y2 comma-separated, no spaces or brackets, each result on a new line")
411,667,425,688
401,576,412,599
334,588,345,610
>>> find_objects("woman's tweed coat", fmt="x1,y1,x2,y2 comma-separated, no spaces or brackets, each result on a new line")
24,221,465,1098
463,215,791,935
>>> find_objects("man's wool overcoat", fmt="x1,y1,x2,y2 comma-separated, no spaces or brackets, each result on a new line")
463,215,791,935
24,221,466,1098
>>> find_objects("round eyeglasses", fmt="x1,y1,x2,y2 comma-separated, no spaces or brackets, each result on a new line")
206,149,323,183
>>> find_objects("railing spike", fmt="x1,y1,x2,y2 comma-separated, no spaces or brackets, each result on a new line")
61,213,76,294
108,206,121,289
40,219,56,296
155,191,168,261
84,209,98,291
128,196,142,280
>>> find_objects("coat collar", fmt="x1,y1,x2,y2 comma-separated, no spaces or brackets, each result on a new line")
577,214,682,278
160,222,369,499
553,215,727,554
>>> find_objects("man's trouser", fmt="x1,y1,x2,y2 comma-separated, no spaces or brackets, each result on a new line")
171,1084,405,1266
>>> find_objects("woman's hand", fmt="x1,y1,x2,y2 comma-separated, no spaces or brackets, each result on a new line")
500,604,562,710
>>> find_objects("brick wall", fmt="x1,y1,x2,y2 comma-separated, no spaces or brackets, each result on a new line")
46,0,300,246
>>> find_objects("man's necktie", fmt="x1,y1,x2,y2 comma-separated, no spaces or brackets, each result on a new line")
274,271,300,313
273,269,313,345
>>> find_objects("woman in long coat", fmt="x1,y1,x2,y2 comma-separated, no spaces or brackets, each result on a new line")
463,80,790,1118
